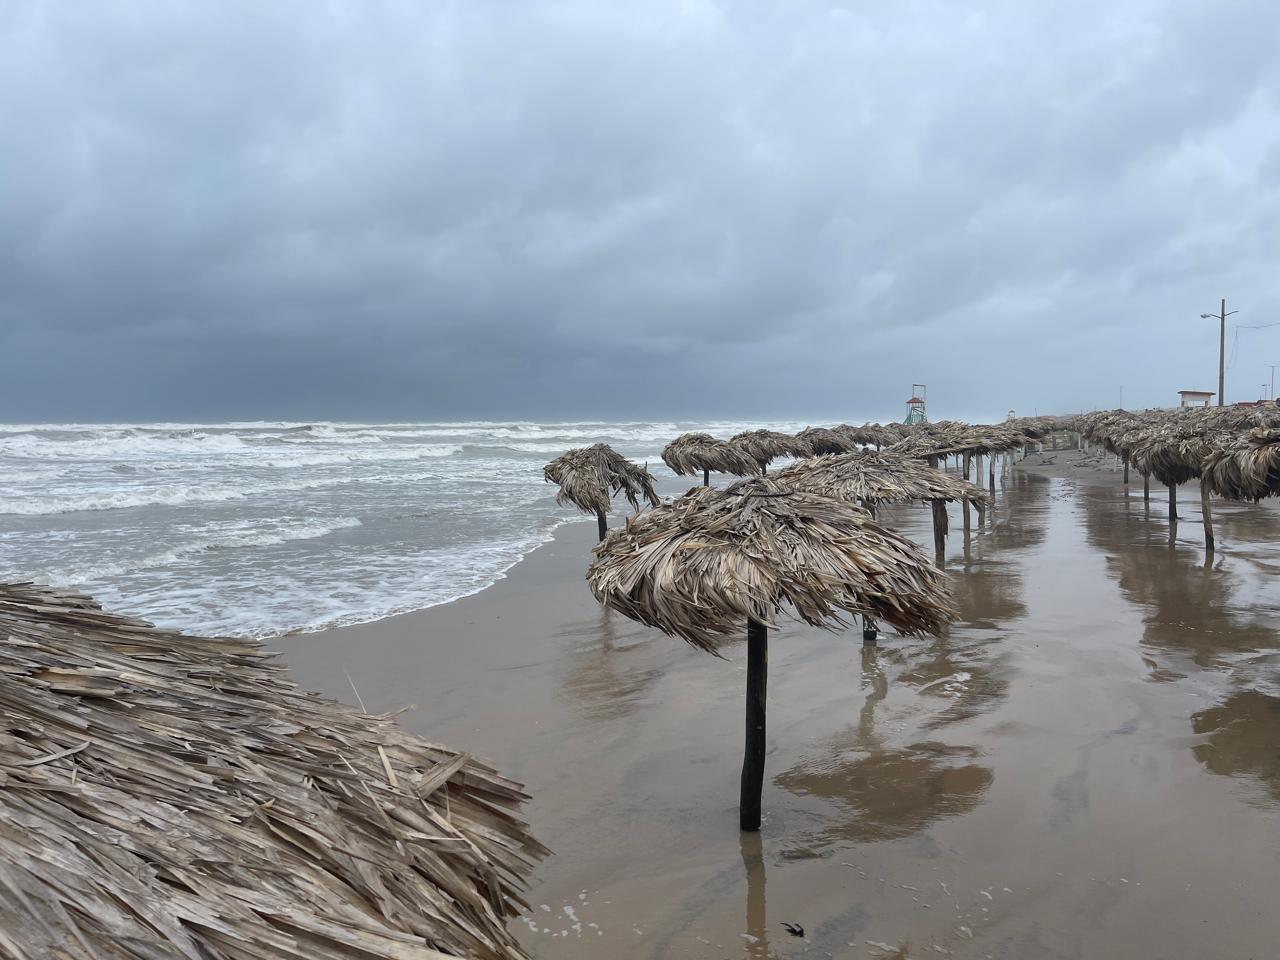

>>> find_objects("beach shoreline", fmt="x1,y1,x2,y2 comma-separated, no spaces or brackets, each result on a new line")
271,449,1280,959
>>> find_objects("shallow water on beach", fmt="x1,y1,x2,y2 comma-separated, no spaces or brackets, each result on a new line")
274,454,1280,960
0,419,804,636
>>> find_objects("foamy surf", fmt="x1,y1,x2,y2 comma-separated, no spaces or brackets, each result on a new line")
0,419,811,636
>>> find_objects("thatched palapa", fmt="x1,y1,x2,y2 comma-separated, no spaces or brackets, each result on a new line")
544,443,660,540
661,432,758,485
773,451,991,509
587,477,954,651
586,477,953,830
795,426,859,456
0,583,547,960
728,429,814,474
1202,428,1280,501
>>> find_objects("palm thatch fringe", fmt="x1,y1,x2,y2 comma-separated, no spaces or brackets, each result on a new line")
661,433,759,480
1202,428,1280,501
543,443,660,517
772,451,990,508
795,426,859,456
728,430,814,473
0,582,547,960
586,477,955,653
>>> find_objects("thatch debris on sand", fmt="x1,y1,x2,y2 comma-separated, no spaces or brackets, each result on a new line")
661,432,758,480
728,430,814,473
0,582,547,960
773,451,991,508
586,477,955,652
543,443,660,517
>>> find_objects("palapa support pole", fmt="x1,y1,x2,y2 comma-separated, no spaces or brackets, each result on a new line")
989,455,996,495
961,453,972,534
1143,473,1150,502
862,613,878,644
596,509,608,542
703,467,710,487
740,617,768,832
931,499,948,567
1200,482,1215,554
1123,456,1130,485
1167,483,1177,522
976,496,986,529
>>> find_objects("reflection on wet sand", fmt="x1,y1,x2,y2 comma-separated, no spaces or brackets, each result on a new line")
1077,482,1280,678
775,740,993,845
558,610,663,721
739,832,772,959
1192,691,1280,806
775,647,992,848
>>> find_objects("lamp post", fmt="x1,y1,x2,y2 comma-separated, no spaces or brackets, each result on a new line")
1200,299,1238,406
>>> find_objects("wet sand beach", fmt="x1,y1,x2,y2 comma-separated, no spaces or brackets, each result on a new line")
272,451,1280,959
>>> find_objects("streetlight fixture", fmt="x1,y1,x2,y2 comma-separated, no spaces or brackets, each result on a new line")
1199,299,1238,406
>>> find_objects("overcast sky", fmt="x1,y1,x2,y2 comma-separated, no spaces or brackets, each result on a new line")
3,1,1279,423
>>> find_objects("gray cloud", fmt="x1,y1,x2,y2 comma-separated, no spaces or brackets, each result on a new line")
3,0,1280,422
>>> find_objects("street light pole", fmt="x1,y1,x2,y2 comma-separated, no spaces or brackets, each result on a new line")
1200,299,1238,406
1268,363,1278,402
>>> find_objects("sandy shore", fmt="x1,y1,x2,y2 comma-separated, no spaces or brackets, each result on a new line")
271,452,1280,959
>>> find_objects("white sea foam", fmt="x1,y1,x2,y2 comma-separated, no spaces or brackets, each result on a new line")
0,418,821,636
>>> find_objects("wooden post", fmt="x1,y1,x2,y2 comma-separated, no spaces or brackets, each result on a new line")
989,455,996,494
1123,456,1130,485
740,617,768,832
961,452,972,533
976,496,986,529
703,467,710,487
931,499,948,566
596,509,608,542
1200,482,1214,553
1167,483,1177,522
1143,473,1149,502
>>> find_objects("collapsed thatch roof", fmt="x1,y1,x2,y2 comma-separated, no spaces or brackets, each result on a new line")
1201,428,1280,501
795,426,859,456
660,432,758,478
544,443,660,516
586,477,955,652
728,430,814,470
773,451,991,507
0,583,546,960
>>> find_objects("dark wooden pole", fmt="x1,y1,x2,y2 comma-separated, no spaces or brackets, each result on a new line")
596,509,608,542
1200,482,1215,553
931,499,948,566
740,617,768,832
1143,473,1150,502
1123,456,1130,485
988,454,996,495
1167,483,1177,521
961,452,972,534
703,467,710,487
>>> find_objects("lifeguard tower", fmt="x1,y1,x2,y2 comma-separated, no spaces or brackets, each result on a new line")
904,384,928,425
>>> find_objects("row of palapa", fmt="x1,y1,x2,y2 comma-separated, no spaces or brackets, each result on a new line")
1070,405,1280,553
542,417,1054,831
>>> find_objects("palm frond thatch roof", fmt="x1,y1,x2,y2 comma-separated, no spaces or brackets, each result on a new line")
1201,428,1280,501
660,432,759,478
728,429,814,470
544,443,660,516
795,426,859,456
586,477,955,652
0,582,547,960
772,451,991,507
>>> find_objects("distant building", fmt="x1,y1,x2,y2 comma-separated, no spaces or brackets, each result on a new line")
1177,390,1214,408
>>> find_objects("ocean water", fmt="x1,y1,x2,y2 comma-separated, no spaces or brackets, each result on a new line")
0,420,808,637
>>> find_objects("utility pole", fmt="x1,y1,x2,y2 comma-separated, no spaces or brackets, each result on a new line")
1200,299,1237,406
1268,363,1278,401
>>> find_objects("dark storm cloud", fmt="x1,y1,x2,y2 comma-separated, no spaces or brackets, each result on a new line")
3,0,1280,422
